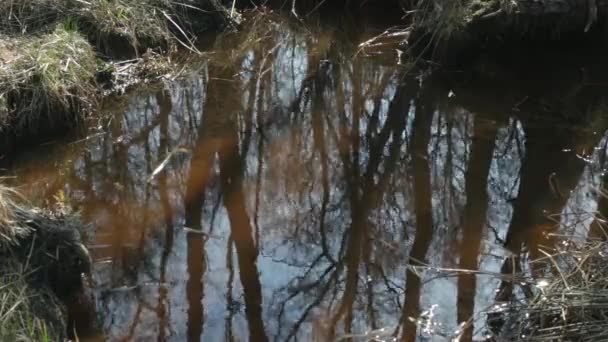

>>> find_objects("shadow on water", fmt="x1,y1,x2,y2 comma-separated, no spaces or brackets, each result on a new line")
5,12,608,342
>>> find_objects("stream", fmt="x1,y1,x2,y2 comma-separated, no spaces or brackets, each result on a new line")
3,13,608,342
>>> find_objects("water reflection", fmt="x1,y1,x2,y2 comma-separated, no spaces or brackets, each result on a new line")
4,15,608,342
456,116,499,341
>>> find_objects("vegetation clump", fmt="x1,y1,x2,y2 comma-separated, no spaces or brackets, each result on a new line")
488,235,608,341
0,0,230,51
0,0,231,148
0,185,92,341
409,0,504,41
0,267,66,341
0,26,97,133
392,0,605,62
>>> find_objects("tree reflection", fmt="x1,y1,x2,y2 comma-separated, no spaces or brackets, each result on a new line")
495,121,603,311
157,90,174,342
219,118,269,342
399,82,434,342
589,144,608,241
7,15,608,342
456,117,499,341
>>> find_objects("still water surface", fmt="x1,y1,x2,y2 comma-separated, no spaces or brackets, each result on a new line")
4,14,608,342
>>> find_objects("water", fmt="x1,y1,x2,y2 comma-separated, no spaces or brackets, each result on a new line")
4,13,608,342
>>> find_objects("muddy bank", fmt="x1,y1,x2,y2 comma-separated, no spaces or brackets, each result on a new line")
435,46,608,119
0,186,92,341
4,0,608,155
404,0,608,63
0,0,232,155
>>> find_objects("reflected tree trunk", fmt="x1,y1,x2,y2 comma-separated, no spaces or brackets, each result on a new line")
184,66,223,342
157,90,174,342
456,117,498,342
218,122,269,342
589,163,608,240
327,60,364,338
109,115,129,286
224,238,236,342
504,123,598,260
311,58,333,262
194,53,270,342
184,148,209,342
492,121,603,333
400,85,434,342
329,70,415,338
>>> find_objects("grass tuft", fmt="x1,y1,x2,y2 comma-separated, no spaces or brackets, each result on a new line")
0,184,32,246
0,264,65,342
0,0,230,138
0,184,92,341
0,25,97,131
487,236,608,341
406,0,508,53
0,0,230,54
81,0,173,52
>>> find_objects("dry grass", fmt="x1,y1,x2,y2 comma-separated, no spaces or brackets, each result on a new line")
355,0,505,61
403,0,509,52
0,0,231,136
399,0,595,58
0,185,67,341
0,184,92,341
0,184,32,246
0,0,67,34
82,0,174,51
486,235,608,341
0,266,64,342
0,25,97,132
0,0,229,52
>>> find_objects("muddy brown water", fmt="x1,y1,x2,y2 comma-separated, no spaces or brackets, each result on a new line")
3,14,608,342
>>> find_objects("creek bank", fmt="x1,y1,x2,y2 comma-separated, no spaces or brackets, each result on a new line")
0,186,92,341
0,0,233,156
4,1,606,155
403,0,608,64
